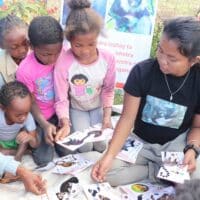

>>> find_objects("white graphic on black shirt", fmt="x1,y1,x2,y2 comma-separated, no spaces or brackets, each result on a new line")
142,95,187,129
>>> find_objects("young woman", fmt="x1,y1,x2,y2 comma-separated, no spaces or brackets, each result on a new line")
92,17,200,186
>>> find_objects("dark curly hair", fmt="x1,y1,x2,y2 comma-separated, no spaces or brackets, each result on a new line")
163,17,200,59
28,15,63,47
0,81,31,107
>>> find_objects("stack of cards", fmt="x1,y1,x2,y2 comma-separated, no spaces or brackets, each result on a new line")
56,124,113,151
157,151,190,184
119,182,175,200
35,154,93,175
116,136,143,163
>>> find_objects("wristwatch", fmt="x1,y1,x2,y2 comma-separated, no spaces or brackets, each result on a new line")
183,144,200,159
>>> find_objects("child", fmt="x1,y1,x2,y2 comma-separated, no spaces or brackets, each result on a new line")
16,16,66,165
0,153,46,194
54,0,116,154
91,17,200,186
0,81,38,162
0,14,29,87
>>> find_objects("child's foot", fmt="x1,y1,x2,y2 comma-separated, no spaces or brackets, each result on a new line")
14,155,22,161
0,148,17,156
0,172,21,184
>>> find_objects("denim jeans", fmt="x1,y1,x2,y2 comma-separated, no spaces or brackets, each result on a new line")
32,114,61,166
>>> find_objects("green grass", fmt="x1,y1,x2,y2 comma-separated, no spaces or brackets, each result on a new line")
114,89,124,104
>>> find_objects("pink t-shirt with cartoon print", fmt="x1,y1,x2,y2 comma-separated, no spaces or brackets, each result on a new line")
16,52,55,120
54,48,116,119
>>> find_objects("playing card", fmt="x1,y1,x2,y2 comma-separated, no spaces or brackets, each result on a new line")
83,182,121,200
116,136,143,163
52,154,93,175
119,182,175,200
40,177,84,200
158,151,190,184
56,124,113,151
157,164,190,184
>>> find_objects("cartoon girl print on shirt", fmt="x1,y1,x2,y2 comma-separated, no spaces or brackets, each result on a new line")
35,73,54,102
71,74,94,96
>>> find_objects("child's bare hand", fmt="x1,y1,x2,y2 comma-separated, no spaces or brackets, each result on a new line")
16,131,32,144
55,124,70,142
17,166,46,195
43,122,57,146
102,119,113,130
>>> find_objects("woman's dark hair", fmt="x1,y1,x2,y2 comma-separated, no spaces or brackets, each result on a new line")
0,14,27,48
28,16,63,47
163,17,200,59
0,81,31,107
65,0,103,40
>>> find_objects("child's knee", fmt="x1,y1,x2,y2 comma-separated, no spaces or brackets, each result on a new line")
78,143,93,153
93,141,107,153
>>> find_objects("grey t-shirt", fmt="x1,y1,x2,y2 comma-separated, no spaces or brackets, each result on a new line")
0,109,36,141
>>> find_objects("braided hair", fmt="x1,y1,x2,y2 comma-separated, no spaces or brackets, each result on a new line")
65,0,103,40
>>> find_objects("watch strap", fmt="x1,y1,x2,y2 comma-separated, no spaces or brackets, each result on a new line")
183,144,199,159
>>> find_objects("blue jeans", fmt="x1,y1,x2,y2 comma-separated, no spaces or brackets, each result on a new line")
32,114,61,166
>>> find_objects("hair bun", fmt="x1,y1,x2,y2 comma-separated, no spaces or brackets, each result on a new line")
68,0,91,10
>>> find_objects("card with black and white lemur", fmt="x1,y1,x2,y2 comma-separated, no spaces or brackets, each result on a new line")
56,124,113,151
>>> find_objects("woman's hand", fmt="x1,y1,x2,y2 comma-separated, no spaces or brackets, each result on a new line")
91,153,114,183
183,149,197,172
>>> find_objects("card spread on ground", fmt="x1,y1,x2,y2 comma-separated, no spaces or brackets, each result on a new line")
83,182,122,200
56,124,113,151
41,177,84,200
35,154,93,175
116,136,143,163
119,182,175,200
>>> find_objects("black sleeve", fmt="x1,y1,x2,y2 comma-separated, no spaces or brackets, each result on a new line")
193,65,200,114
124,59,156,97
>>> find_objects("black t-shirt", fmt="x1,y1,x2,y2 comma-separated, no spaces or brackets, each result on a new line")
124,58,200,144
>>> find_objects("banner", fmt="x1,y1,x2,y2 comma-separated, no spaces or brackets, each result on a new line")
61,0,158,88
